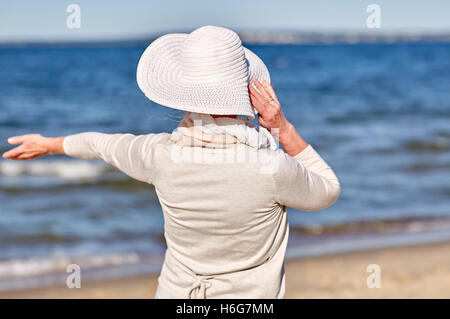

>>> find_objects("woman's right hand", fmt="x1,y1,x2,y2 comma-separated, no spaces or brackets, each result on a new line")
248,79,308,156
2,134,65,160
248,79,289,135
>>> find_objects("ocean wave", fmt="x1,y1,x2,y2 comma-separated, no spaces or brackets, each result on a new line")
0,159,108,180
0,253,142,279
290,216,450,236
0,179,151,194
0,233,79,245
373,135,450,155
0,159,156,192
405,137,450,153
404,162,450,172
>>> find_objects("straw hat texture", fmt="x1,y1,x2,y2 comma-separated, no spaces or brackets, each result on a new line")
136,25,270,119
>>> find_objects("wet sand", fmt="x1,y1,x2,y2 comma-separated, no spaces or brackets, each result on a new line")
1,241,450,298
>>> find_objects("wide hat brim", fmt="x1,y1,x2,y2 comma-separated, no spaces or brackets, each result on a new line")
136,33,270,119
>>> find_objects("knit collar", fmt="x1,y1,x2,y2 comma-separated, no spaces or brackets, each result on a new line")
170,112,278,150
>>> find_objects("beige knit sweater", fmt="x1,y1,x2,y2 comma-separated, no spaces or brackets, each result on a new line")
63,130,340,299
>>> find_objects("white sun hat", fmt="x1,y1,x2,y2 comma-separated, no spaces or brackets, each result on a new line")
136,25,270,119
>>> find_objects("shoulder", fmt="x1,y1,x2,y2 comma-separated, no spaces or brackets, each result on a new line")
267,148,307,184
141,132,172,148
144,132,171,142
241,147,299,178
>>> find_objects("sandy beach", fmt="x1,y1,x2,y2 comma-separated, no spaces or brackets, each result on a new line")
1,241,449,299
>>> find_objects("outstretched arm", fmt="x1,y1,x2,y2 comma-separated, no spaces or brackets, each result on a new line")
2,134,65,160
3,132,162,184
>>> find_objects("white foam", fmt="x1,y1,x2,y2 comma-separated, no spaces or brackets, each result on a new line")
0,159,107,180
0,253,141,279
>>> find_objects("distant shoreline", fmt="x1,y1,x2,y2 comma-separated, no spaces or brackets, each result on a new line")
1,32,449,48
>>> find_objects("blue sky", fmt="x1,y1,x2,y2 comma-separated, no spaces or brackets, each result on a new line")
0,0,449,42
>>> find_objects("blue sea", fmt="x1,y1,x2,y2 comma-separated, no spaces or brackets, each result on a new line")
0,42,449,290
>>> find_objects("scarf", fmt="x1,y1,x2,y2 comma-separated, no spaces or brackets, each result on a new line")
170,112,278,150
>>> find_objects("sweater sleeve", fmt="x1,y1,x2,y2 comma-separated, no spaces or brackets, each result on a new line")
62,132,163,184
273,145,340,211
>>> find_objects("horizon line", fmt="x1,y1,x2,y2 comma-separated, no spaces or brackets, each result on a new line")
1,30,449,47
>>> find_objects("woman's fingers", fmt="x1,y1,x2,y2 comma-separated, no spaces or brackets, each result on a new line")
7,134,41,145
17,151,41,160
3,146,41,160
249,94,265,116
261,80,280,103
248,85,267,114
249,80,286,135
2,144,26,159
3,134,54,160
3,135,27,158
248,83,266,103
252,79,272,100
7,135,26,144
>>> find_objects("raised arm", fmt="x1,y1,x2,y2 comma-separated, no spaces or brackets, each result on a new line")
274,146,340,211
249,79,340,211
249,79,308,156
